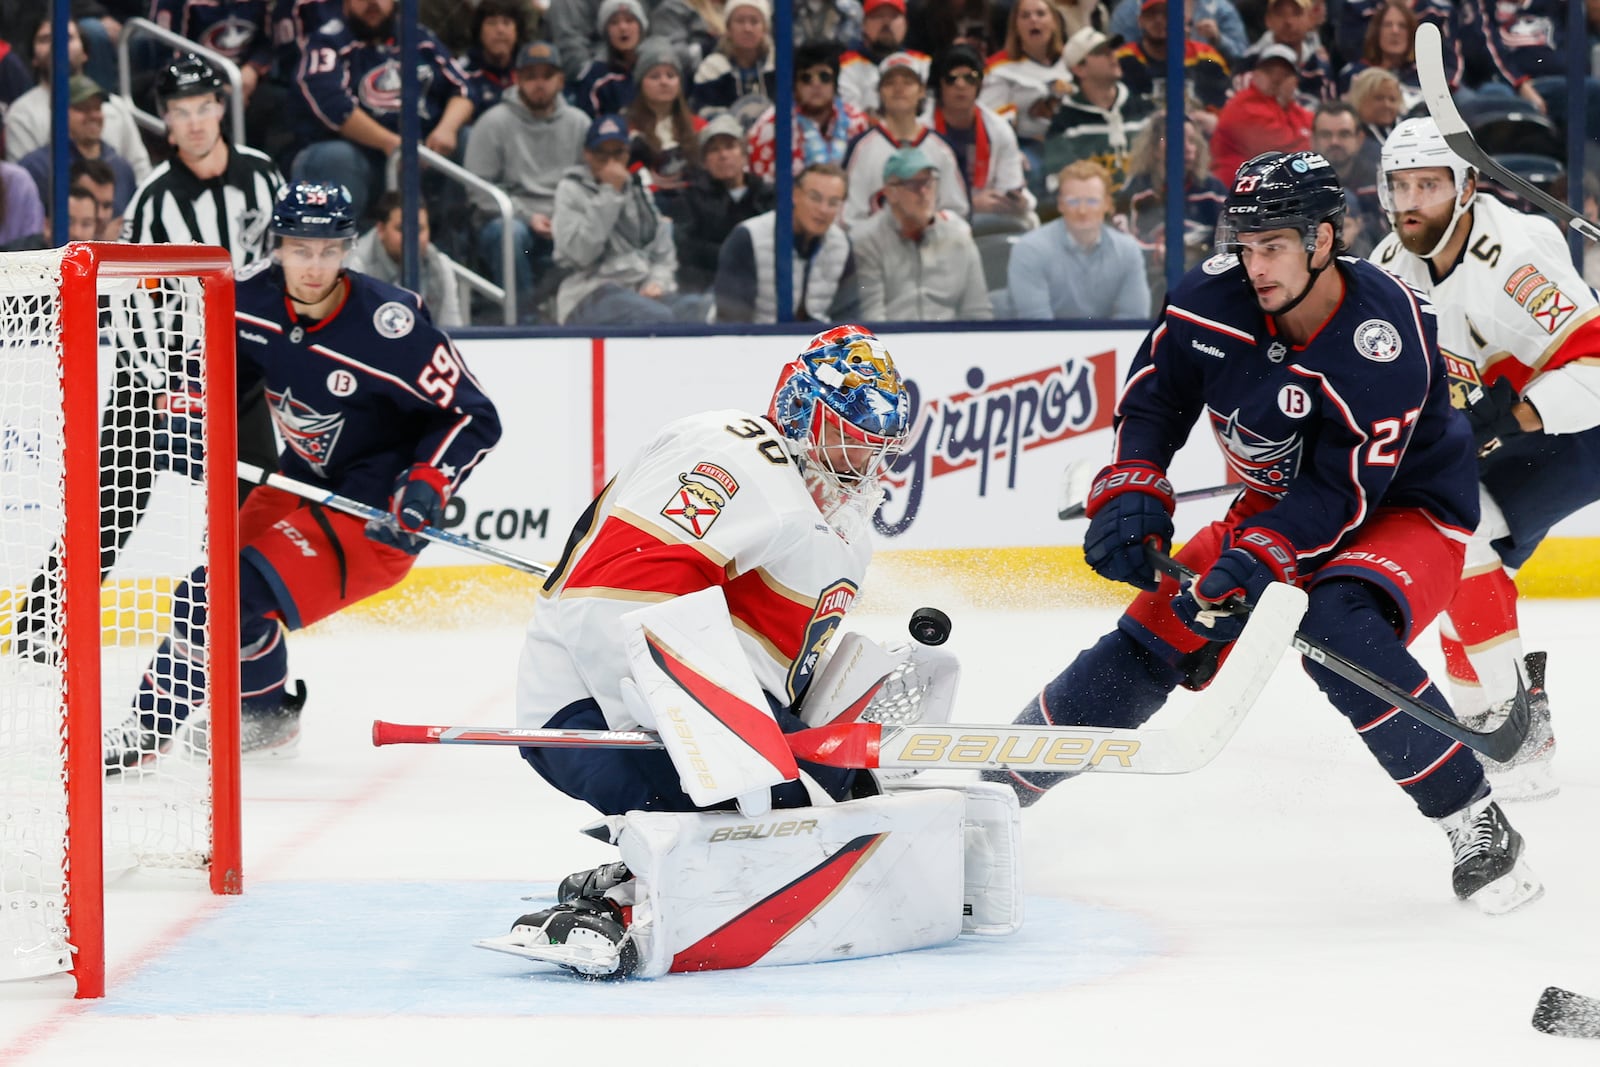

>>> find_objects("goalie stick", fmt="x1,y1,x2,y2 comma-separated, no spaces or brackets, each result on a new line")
1414,22,1600,242
1057,458,1242,521
373,576,1304,774
238,461,552,578
1532,987,1600,1039
1154,553,1531,761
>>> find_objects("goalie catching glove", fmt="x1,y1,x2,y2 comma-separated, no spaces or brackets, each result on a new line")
1083,461,1174,591
1172,527,1297,643
365,462,449,554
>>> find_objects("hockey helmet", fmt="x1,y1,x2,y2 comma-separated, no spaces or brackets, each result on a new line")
270,181,359,242
157,54,227,110
768,325,911,512
1216,151,1347,256
1378,117,1475,258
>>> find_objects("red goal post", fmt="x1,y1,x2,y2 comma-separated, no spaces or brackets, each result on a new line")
0,243,240,999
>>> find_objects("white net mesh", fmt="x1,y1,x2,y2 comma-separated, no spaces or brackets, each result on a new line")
1,251,225,983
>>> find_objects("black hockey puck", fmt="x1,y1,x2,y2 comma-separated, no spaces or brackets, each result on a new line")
908,606,952,646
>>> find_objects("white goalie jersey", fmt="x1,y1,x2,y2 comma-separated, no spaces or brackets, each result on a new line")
516,408,873,732
1370,193,1600,434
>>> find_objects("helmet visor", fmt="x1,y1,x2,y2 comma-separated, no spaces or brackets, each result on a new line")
1379,168,1460,216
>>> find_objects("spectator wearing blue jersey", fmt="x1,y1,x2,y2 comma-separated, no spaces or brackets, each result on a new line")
289,0,473,215
574,0,648,118
459,0,531,117
1008,158,1148,320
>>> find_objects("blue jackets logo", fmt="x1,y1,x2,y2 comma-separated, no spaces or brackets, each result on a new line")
267,387,345,476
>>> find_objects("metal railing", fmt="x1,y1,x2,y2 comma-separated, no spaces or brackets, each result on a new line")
116,18,246,145
389,146,518,325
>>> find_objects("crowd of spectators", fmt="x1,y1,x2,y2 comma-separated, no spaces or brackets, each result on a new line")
0,0,1599,328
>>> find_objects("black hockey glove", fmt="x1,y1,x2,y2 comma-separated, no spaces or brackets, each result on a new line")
365,463,449,554
1464,378,1523,454
1082,461,1174,592
152,388,205,480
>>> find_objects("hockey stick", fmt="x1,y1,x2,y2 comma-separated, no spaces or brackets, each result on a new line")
237,460,552,578
1057,458,1242,521
1415,23,1600,242
1155,554,1530,761
373,575,1303,774
1532,987,1600,1039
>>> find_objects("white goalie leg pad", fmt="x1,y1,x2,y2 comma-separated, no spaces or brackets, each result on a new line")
622,587,798,816
802,634,961,730
615,789,967,978
887,780,1023,935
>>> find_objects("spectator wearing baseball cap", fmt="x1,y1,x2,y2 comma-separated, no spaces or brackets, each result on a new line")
552,113,682,325
1042,26,1152,196
854,145,992,322
1107,0,1247,64
1209,44,1312,184
930,43,1039,231
574,0,649,118
841,52,969,229
19,74,136,225
1243,0,1334,105
690,0,776,117
746,41,871,182
838,0,927,113
676,114,776,293
462,39,590,319
1114,0,1231,115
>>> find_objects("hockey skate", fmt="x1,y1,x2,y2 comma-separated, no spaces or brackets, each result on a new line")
556,861,631,904
240,681,307,760
1436,791,1543,915
1462,652,1556,802
475,898,639,980
103,716,170,774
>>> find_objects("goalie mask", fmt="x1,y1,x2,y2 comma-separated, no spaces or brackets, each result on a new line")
1379,117,1475,260
767,325,911,527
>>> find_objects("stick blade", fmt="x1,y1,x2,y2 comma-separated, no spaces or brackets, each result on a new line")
1058,459,1096,520
1532,987,1600,1039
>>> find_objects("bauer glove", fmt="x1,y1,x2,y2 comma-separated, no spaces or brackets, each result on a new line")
1172,528,1296,642
1082,461,1174,592
365,463,449,555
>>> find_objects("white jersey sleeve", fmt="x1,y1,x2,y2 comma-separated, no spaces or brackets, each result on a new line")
1371,194,1600,434
516,409,872,731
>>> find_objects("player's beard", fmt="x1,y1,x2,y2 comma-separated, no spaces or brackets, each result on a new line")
1395,212,1450,257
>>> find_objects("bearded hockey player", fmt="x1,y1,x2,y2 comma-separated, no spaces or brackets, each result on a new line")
103,180,501,768
983,151,1541,915
1369,117,1597,801
482,326,1022,979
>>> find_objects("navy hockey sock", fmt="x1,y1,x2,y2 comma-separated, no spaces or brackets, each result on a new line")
134,567,208,736
984,628,1181,805
1299,580,1485,818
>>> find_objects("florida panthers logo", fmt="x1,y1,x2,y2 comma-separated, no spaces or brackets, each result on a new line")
787,579,858,703
267,387,345,475
1209,408,1302,493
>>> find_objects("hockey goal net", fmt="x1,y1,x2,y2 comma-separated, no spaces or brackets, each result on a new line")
0,244,240,999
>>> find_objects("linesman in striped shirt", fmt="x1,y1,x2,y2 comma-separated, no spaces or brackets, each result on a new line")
122,53,285,482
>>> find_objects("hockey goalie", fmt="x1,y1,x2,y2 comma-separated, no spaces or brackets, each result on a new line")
478,325,1022,979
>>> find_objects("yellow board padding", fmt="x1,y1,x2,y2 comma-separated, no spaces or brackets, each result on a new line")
1,538,1592,645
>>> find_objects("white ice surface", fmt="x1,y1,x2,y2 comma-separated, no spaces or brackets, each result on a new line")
3,597,1598,1066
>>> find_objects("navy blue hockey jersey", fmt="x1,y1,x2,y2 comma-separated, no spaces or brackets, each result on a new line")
291,15,470,148
235,264,501,509
1113,254,1479,566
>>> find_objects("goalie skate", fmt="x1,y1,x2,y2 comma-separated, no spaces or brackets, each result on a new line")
103,717,171,774
1437,792,1543,915
475,899,639,980
1461,652,1556,802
